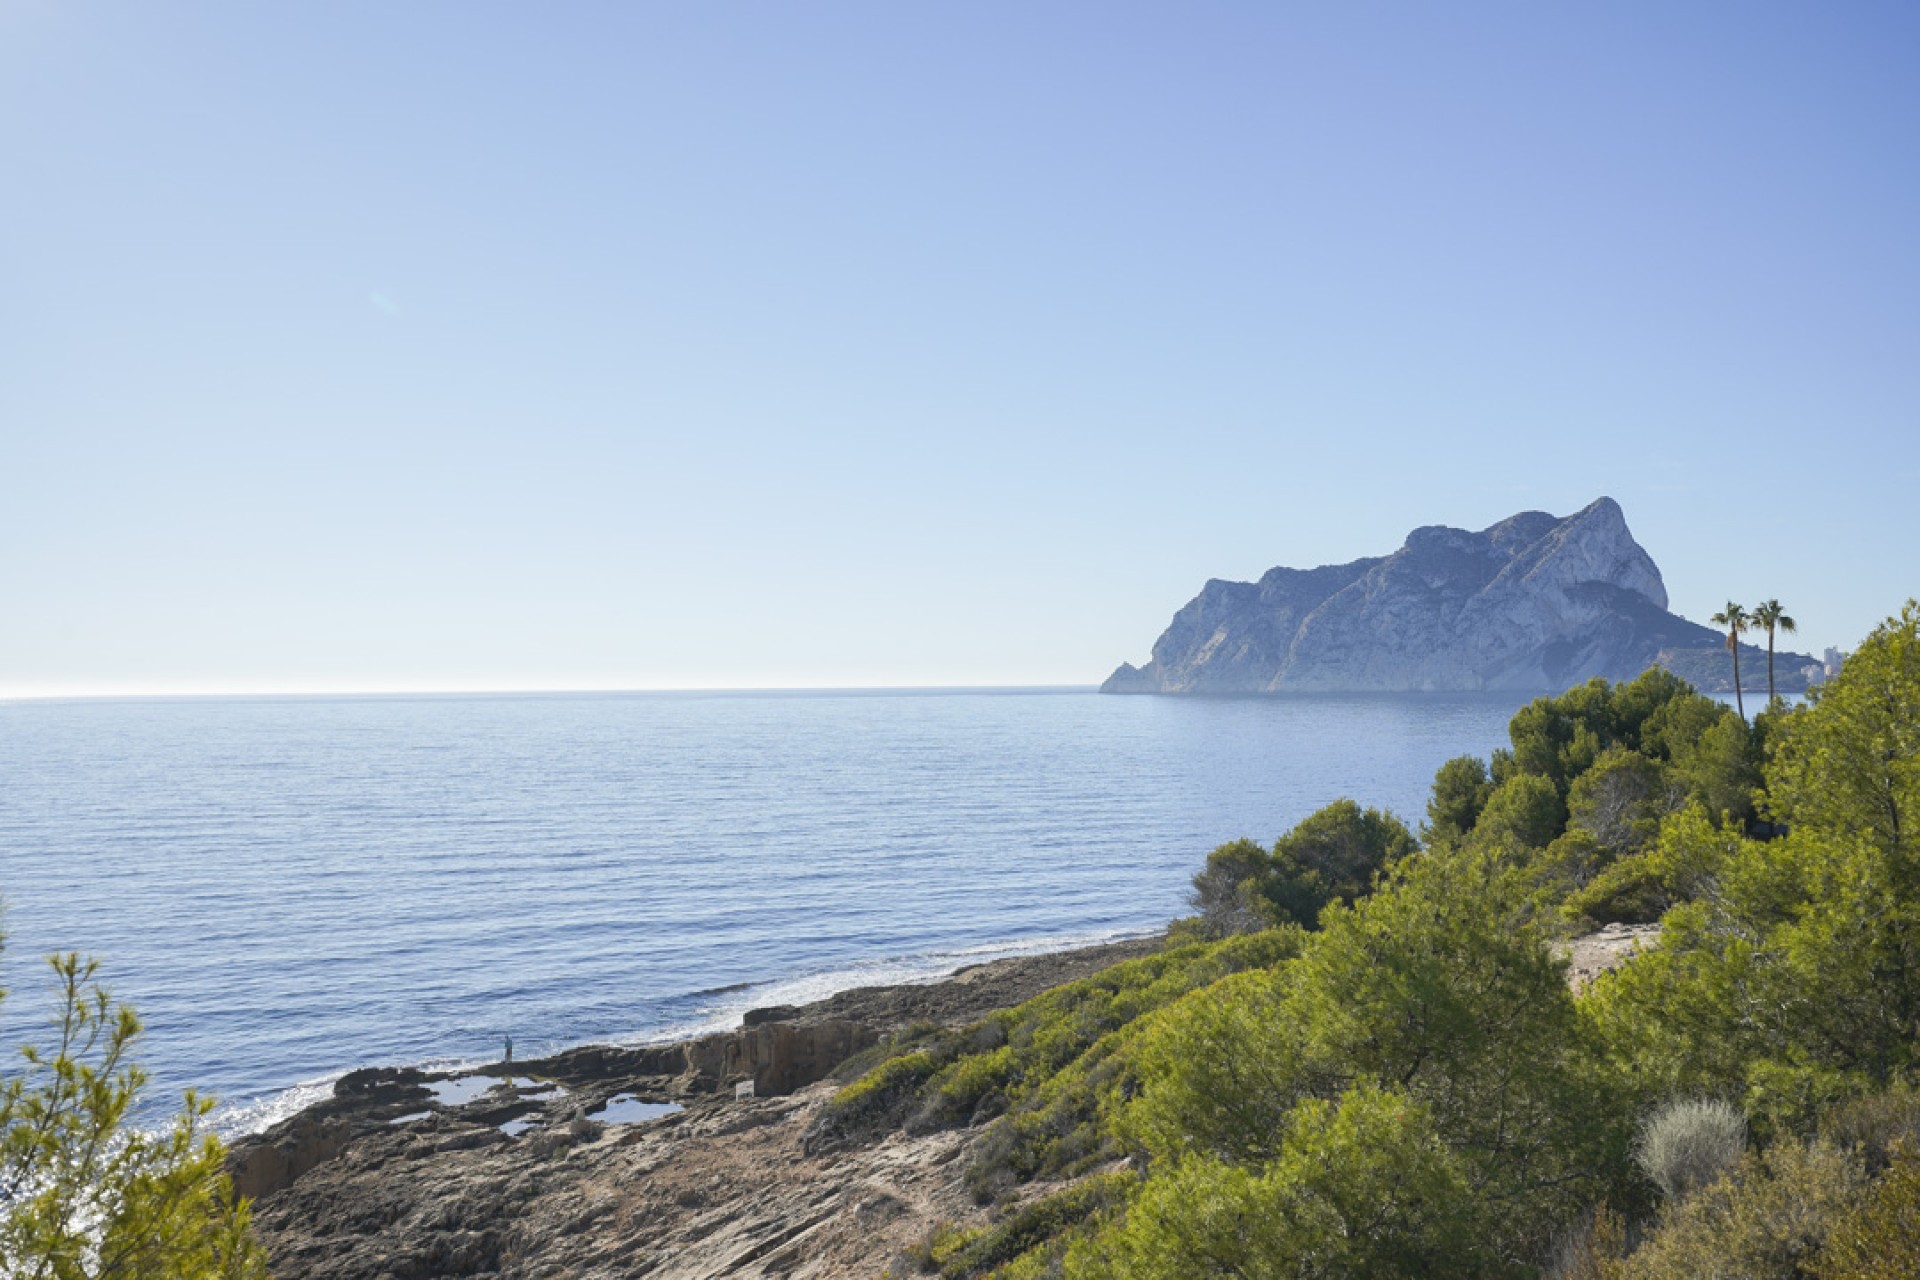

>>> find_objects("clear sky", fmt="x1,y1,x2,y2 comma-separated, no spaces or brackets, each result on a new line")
3,2,1916,696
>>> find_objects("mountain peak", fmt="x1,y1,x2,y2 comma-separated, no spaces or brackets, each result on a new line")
1103,500,1784,694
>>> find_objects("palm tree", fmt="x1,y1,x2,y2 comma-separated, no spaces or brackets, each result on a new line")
1711,601,1750,721
1751,599,1797,707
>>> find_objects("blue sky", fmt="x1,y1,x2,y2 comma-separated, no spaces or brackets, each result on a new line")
3,3,1915,695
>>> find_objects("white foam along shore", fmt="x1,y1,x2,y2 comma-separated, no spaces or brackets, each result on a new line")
207,925,1157,1138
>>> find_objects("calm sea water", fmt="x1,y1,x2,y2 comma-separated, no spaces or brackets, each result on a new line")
0,689,1528,1132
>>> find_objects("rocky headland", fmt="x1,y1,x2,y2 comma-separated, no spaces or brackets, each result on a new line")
1103,497,1814,695
231,927,1654,1279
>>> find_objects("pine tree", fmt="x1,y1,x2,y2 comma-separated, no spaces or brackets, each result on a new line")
1,943,268,1280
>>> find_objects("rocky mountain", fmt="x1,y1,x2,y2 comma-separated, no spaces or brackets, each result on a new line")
1103,498,1814,695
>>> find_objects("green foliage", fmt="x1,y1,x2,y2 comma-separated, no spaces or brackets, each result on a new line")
1819,1084,1920,1176
918,1173,1131,1279
1498,678,1613,791
1617,1138,1865,1280
1425,754,1495,846
961,929,1305,1199
1615,667,1726,757
1587,604,1920,1130
810,929,1306,1181
1567,748,1673,859
1497,669,1739,783
1069,1084,1499,1280
1123,841,1634,1266
1185,839,1271,938
1475,772,1570,851
1766,601,1920,864
1260,798,1419,927
1666,711,1763,827
1,948,268,1280
1635,681,1731,762
1565,803,1741,926
1188,800,1417,936
809,1050,947,1148
1467,668,1752,884
1532,827,1613,907
883,608,1920,1277
1816,1142,1920,1280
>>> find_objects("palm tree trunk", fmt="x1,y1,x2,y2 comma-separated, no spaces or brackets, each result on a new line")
1767,626,1777,706
1731,637,1745,721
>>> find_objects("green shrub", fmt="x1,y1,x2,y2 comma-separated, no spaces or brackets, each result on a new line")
1189,801,1417,935
923,1173,1131,1278
1473,773,1569,850
1585,609,1920,1129
807,1050,946,1151
810,929,1305,1175
1821,1085,1920,1175
1425,754,1495,847
0,950,270,1280
1068,1085,1498,1280
1620,1138,1866,1280
1817,1142,1920,1280
1122,842,1636,1266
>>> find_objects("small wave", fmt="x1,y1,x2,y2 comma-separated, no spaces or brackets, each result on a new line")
616,927,1156,1047
209,1076,341,1139
203,929,1151,1138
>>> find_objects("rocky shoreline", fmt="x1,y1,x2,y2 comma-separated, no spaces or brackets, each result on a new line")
230,927,1653,1278
229,936,1162,1279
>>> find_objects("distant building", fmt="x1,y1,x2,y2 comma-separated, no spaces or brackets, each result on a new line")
1823,647,1848,679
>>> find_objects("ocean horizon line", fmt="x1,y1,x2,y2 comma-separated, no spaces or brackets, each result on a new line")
0,682,1104,705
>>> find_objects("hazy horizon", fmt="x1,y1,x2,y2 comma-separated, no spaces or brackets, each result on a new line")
6,4,1915,697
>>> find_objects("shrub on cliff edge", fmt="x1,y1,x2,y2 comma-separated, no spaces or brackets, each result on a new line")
1,941,268,1280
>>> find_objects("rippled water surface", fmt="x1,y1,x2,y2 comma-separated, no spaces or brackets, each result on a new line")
0,689,1528,1130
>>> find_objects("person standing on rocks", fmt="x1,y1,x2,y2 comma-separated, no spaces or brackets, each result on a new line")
504,1035,513,1065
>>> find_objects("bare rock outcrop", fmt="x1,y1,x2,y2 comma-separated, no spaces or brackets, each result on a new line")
236,929,1653,1278
224,940,1152,1251
1104,498,1814,694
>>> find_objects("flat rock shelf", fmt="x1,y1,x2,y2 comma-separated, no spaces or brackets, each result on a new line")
233,929,1645,1279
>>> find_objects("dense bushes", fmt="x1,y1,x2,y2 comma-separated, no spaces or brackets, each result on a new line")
1186,798,1417,935
1070,1086,1496,1280
806,929,1305,1173
862,603,1920,1278
1587,606,1920,1131
1819,1144,1920,1280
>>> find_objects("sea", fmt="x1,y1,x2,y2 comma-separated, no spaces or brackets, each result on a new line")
0,688,1532,1134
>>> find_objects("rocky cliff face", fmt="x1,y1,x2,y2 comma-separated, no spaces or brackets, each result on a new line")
1104,498,1811,694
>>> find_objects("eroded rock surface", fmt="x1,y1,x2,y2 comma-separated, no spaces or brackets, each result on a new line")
235,938,1159,1278
238,928,1653,1277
